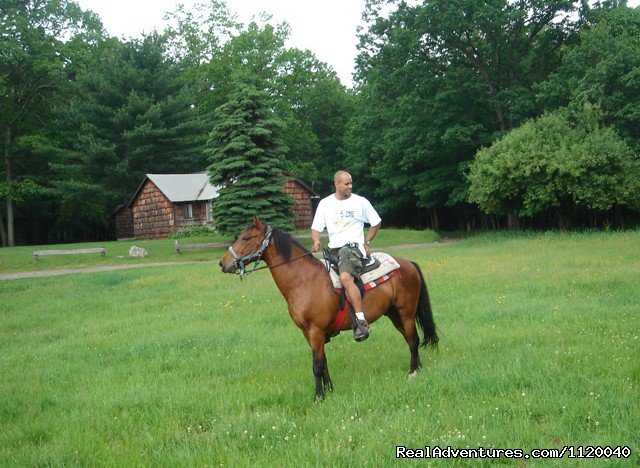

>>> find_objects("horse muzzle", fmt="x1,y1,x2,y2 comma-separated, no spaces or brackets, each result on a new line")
219,257,237,274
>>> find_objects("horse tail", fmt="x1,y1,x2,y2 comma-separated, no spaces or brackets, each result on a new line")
411,262,439,349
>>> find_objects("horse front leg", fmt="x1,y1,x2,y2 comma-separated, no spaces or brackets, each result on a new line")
322,354,333,393
309,328,327,401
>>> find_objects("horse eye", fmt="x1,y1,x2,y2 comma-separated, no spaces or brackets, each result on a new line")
241,236,250,241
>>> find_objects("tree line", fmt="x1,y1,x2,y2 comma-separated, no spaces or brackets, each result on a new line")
1,0,639,245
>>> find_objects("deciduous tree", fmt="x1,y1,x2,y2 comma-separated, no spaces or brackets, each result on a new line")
535,5,640,153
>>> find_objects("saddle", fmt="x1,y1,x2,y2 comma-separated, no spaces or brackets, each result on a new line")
322,248,381,276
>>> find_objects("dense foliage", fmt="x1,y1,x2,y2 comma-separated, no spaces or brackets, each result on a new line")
346,0,639,230
1,0,639,245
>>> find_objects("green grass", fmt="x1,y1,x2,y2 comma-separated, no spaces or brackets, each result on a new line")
0,230,638,466
0,228,439,275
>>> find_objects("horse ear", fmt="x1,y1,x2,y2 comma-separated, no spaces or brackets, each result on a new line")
253,215,263,227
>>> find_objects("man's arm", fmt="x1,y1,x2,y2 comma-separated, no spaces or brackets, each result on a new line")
364,223,381,256
311,229,322,252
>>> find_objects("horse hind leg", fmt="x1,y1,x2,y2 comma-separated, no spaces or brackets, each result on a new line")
407,332,421,378
386,307,422,376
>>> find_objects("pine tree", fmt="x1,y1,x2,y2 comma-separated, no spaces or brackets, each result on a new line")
206,83,293,235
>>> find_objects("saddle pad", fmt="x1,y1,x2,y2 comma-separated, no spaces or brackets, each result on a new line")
328,252,400,289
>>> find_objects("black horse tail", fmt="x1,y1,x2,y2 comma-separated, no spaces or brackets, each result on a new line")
411,262,439,349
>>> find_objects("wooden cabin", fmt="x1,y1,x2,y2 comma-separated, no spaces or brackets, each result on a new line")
116,173,318,240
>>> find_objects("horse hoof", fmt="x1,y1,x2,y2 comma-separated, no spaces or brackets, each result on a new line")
408,370,418,379
314,393,325,402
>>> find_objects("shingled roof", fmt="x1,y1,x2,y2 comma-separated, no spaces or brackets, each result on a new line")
127,172,220,207
146,173,220,202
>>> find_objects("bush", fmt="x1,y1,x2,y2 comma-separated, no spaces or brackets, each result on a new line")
467,104,640,228
169,225,216,239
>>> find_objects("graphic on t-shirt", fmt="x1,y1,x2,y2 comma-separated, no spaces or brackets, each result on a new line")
333,209,355,230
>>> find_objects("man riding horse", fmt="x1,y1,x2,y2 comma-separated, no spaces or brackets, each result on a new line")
311,170,381,341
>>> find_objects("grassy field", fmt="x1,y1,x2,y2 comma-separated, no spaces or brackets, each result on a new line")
0,228,439,275
0,230,638,466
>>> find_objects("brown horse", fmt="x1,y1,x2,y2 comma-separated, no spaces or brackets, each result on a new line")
219,216,438,400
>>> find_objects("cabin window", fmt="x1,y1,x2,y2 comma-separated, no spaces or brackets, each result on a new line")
185,203,193,219
206,202,213,222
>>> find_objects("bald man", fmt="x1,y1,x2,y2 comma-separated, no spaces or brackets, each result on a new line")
311,171,381,341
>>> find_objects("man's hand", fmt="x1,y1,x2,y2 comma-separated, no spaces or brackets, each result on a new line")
364,243,371,257
311,229,322,252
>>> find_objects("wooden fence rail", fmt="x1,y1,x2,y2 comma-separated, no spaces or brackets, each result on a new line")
175,240,227,254
33,247,106,262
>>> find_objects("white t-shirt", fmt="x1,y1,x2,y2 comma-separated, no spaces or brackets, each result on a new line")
311,193,382,256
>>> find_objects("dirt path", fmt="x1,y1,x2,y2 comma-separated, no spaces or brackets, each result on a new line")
379,238,460,250
0,239,460,281
0,261,206,281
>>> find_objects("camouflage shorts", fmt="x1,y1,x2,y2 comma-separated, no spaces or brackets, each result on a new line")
332,244,363,278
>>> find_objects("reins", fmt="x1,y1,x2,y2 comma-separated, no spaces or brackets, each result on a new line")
244,251,314,275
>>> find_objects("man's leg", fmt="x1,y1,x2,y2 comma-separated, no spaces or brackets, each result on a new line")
337,246,370,341
339,272,370,341
339,271,363,312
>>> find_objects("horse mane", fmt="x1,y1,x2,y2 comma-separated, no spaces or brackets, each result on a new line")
272,228,309,262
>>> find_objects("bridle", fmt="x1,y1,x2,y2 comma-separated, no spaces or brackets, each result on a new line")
228,226,274,278
227,225,313,278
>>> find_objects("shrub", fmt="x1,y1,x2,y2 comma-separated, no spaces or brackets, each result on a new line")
467,104,640,228
169,225,216,239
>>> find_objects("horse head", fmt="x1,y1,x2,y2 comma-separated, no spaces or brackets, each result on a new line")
219,216,272,275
